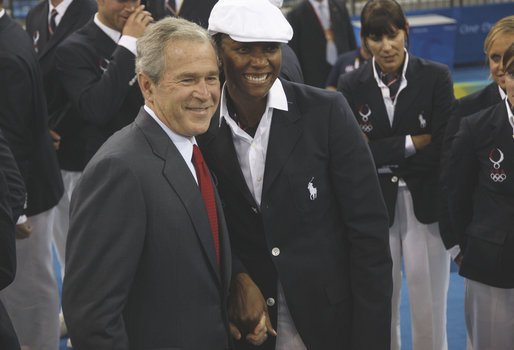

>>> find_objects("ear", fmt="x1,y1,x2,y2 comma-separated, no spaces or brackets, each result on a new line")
137,72,155,105
405,22,410,36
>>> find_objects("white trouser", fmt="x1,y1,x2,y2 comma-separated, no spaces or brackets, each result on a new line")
465,279,514,350
276,281,307,350
389,187,450,350
0,207,59,350
52,170,82,277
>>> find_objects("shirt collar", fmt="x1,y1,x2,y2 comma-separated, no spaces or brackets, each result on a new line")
0,9,5,18
506,98,514,128
499,84,506,100
372,49,409,86
219,78,289,127
94,12,121,43
144,105,196,162
48,0,73,21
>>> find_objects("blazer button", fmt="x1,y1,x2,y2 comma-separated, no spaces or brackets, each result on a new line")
391,176,398,183
251,206,258,214
271,247,280,256
266,297,275,307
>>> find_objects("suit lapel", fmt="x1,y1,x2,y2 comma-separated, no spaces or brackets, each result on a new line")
135,110,221,283
39,0,81,59
30,3,50,54
262,83,302,197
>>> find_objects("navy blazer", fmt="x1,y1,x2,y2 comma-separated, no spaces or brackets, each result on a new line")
0,13,63,216
338,54,454,226
146,0,217,28
63,109,232,349
439,82,503,248
198,80,392,350
447,101,514,288
26,0,96,130
0,129,24,350
55,19,143,171
287,0,356,88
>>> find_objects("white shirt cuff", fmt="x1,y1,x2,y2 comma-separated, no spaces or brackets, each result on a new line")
16,214,27,225
448,245,461,260
404,135,416,157
118,35,137,56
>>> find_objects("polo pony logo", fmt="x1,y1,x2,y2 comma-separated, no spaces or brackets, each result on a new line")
307,177,317,200
418,112,426,128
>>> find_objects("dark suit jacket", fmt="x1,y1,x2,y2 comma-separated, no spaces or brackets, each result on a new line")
0,13,63,216
25,0,96,129
198,80,392,350
287,0,356,88
0,129,24,350
63,109,232,349
338,55,454,226
439,82,502,248
447,102,514,288
55,19,143,171
146,0,217,28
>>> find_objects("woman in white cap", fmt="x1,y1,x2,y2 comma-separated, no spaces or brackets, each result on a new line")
198,0,393,349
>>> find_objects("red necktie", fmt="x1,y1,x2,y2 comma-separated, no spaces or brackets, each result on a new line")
192,145,220,267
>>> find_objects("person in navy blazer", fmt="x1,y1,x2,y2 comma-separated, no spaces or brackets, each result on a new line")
439,15,514,250
338,1,453,349
0,129,25,350
199,1,392,349
0,3,64,349
446,43,514,350
63,18,232,349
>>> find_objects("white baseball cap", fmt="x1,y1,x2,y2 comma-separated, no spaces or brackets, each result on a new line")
208,0,293,43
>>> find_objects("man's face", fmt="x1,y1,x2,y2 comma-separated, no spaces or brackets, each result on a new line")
220,35,281,104
140,40,220,139
487,33,514,89
505,58,514,107
97,0,140,32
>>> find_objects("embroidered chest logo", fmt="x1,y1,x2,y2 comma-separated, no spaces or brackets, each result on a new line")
489,148,507,183
99,58,110,73
307,177,317,200
358,104,373,133
33,30,40,53
418,111,427,129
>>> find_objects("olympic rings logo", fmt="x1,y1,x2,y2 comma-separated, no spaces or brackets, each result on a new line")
490,171,507,182
361,124,373,133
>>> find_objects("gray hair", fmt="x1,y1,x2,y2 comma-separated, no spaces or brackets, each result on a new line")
136,17,217,84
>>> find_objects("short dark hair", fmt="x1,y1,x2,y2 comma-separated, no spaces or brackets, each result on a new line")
360,0,409,49
503,43,514,72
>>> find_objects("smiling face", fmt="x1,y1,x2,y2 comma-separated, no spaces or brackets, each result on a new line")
365,27,407,74
219,35,281,104
487,32,514,89
97,0,140,32
139,40,220,139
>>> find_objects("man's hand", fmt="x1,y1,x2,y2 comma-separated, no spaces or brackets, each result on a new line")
412,134,431,150
49,129,61,150
228,273,277,346
122,5,154,38
16,222,33,239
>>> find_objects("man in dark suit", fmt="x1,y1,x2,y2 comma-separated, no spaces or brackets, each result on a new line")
146,0,217,27
202,1,392,349
63,17,232,349
0,129,25,350
0,2,64,349
287,0,356,88
25,0,96,275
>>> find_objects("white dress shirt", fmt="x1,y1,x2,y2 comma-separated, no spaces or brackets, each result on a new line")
144,105,198,184
308,0,337,65
48,0,73,27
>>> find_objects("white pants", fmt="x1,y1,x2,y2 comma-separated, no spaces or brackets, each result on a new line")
390,187,450,350
465,279,514,350
0,207,59,350
276,282,307,350
52,170,82,277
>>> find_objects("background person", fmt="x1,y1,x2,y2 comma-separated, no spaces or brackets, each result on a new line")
200,0,393,349
446,42,514,350
338,1,454,349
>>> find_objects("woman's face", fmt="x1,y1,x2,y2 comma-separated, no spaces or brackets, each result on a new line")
365,27,407,74
219,35,281,103
487,32,514,89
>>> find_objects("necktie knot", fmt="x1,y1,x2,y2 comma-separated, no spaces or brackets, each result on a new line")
49,9,58,35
